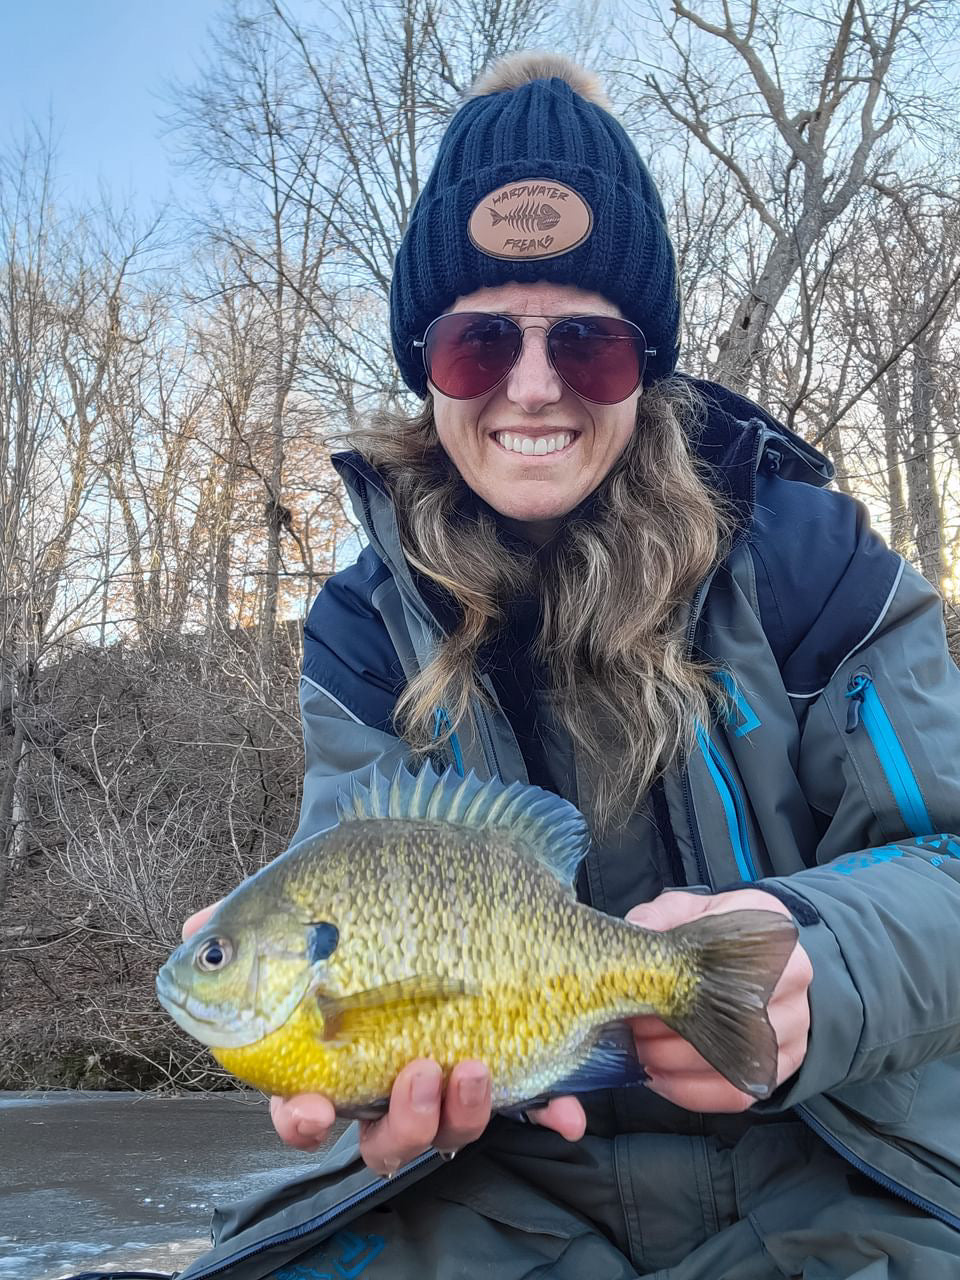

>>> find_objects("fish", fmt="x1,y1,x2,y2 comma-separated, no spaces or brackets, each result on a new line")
487,201,561,233
156,764,798,1114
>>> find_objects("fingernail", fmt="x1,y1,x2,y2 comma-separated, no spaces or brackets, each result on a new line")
411,1066,441,1111
457,1073,488,1109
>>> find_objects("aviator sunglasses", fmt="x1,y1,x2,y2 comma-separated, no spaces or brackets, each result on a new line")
414,312,656,404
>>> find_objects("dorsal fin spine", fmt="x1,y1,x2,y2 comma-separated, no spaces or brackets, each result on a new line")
336,762,590,886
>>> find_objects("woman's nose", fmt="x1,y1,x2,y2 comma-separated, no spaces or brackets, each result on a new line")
504,327,563,411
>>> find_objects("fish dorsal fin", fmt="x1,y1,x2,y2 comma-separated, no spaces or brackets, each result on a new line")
337,761,590,887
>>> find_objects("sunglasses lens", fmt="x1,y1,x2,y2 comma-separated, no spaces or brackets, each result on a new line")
549,316,646,403
423,313,521,399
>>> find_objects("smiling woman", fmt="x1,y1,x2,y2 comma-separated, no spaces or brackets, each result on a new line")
173,45,960,1280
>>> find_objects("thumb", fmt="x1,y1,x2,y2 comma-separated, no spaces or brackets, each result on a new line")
626,890,708,932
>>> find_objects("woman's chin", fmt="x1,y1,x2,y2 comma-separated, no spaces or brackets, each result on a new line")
483,486,581,526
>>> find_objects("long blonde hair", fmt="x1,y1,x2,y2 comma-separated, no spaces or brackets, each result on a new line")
347,377,733,832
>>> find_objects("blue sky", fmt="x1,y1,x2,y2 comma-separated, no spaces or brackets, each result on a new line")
2,0,228,213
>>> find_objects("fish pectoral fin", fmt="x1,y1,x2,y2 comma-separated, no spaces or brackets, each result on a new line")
316,977,476,1043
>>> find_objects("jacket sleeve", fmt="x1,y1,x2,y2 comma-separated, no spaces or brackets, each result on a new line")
290,675,412,849
289,548,414,848
756,559,960,1106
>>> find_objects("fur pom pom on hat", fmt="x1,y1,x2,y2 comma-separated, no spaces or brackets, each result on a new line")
465,51,612,109
390,50,681,397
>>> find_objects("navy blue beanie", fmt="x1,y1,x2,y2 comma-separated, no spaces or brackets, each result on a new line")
390,55,681,397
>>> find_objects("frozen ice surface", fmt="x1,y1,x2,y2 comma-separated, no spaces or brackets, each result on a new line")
1,1091,320,1280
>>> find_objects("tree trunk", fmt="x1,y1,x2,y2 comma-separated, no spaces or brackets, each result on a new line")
905,336,947,591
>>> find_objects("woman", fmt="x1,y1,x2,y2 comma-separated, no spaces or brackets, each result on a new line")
182,53,960,1279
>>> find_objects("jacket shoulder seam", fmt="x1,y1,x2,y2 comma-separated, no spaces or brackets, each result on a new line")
300,674,364,725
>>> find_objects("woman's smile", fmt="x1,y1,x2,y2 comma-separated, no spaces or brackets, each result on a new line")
489,428,580,457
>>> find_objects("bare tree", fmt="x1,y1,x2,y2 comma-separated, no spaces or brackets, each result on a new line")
172,10,339,667
820,187,960,590
616,0,960,397
0,135,160,907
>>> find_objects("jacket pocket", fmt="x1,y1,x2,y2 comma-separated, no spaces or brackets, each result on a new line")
436,1154,584,1241
830,1066,922,1129
843,667,933,837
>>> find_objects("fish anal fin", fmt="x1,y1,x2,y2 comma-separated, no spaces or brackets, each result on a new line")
317,976,476,1044
501,1022,648,1118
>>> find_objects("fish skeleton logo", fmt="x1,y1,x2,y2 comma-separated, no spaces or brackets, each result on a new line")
468,179,593,260
488,201,561,232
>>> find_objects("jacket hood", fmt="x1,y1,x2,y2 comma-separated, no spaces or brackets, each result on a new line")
685,376,834,488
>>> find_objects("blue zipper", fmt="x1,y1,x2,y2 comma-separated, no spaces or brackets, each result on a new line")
695,726,757,881
680,573,721,889
796,1104,960,1230
432,707,465,777
844,670,933,836
677,424,769,890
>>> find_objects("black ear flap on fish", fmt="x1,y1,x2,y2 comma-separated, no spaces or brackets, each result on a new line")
337,762,591,888
659,909,799,1099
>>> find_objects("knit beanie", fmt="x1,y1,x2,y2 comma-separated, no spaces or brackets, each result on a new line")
390,51,681,397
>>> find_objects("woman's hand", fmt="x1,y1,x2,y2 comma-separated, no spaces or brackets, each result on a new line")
180,902,586,1176
271,1061,586,1175
625,888,812,1113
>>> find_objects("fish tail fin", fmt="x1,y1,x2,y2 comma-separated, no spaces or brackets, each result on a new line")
489,208,505,225
660,909,797,1100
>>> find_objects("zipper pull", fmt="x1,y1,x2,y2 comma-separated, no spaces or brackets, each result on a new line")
845,672,871,733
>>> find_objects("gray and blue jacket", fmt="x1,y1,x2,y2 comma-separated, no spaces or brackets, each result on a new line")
178,378,960,1279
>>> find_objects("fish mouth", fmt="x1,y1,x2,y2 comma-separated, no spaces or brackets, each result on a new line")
155,954,315,1050
155,964,271,1048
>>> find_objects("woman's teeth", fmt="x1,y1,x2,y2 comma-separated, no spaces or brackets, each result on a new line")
493,431,574,455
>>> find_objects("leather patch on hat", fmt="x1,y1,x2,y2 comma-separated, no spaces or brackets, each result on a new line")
468,178,593,260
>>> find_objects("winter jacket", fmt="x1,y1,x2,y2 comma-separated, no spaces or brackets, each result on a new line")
176,377,960,1279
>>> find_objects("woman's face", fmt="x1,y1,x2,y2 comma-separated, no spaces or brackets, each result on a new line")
430,281,643,544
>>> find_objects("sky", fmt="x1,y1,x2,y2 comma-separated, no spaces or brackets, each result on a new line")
1,0,229,213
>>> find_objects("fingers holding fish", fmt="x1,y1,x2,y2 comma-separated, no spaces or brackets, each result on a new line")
358,1059,441,1177
357,1059,493,1177
432,1060,493,1154
626,888,812,1112
526,1094,588,1141
270,1092,337,1150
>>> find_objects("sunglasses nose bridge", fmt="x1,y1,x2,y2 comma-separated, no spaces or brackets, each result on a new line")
504,322,564,402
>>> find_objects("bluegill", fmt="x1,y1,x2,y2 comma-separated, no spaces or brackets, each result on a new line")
156,765,797,1112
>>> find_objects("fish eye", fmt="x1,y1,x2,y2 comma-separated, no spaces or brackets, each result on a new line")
307,921,339,963
195,936,233,972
